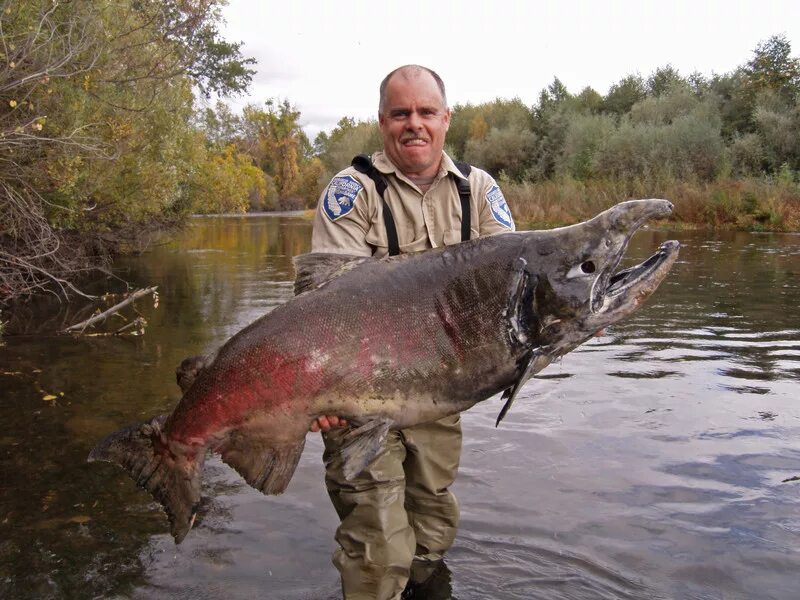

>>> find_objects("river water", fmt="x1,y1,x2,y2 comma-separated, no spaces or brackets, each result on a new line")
0,215,798,600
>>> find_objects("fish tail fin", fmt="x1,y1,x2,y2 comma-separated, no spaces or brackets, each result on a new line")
88,415,202,543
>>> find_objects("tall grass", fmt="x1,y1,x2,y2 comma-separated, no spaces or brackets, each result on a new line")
502,176,800,231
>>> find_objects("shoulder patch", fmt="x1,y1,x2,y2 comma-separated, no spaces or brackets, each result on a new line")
486,185,514,229
323,176,363,221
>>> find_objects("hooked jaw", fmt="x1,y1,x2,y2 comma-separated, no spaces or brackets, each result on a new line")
591,239,680,323
588,199,675,313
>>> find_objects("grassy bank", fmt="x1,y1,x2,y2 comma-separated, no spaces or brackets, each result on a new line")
502,177,800,232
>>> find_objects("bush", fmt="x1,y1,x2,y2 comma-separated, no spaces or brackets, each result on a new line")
557,113,616,179
730,133,765,176
463,126,538,181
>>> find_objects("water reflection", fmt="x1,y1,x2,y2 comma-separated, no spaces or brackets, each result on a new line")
0,217,799,599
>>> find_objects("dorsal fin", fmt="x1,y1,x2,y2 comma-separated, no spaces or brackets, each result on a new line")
292,253,373,295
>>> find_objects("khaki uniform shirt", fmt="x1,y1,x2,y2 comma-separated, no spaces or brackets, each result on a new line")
312,151,514,257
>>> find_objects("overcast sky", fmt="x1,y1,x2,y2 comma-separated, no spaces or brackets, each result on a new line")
218,0,800,139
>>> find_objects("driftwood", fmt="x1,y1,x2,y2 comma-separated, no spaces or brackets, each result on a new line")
62,286,157,334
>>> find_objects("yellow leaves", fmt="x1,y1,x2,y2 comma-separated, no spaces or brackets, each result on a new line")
9,99,17,108
8,62,14,69
42,391,64,402
83,75,91,91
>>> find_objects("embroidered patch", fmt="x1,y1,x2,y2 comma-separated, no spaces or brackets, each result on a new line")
486,185,514,229
322,176,363,221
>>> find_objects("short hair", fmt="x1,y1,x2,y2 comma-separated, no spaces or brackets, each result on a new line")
378,65,448,116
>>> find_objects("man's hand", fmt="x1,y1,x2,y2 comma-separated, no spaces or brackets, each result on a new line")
310,415,348,432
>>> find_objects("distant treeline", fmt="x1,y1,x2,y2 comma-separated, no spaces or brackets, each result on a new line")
0,1,798,305
199,34,800,231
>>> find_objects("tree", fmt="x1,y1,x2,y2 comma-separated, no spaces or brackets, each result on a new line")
242,100,309,201
647,65,688,97
603,74,646,116
744,34,800,104
315,117,381,172
0,0,254,304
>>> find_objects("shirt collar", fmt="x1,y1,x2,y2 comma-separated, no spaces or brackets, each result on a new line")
372,151,467,181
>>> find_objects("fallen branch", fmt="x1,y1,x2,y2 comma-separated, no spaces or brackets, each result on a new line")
113,316,147,336
62,286,157,334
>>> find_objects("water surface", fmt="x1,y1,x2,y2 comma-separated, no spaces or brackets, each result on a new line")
1,216,798,599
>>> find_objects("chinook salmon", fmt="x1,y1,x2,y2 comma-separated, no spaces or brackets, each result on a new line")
89,199,680,543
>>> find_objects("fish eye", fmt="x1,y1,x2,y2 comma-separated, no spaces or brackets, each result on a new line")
566,260,598,279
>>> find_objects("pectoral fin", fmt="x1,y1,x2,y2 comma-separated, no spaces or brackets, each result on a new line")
339,417,393,480
496,351,552,427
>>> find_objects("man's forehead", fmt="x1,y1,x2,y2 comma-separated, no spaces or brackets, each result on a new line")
384,72,445,106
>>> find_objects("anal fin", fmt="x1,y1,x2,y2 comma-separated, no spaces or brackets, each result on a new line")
340,417,393,480
218,428,306,495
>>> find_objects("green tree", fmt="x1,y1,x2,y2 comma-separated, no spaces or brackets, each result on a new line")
242,99,309,200
463,126,538,181
744,34,800,104
315,116,381,175
646,65,688,97
603,74,646,116
0,0,254,303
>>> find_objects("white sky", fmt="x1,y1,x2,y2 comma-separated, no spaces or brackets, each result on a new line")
219,0,800,139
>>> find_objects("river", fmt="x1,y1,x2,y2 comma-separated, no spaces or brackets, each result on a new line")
1,214,798,599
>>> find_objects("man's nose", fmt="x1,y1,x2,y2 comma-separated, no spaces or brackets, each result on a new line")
407,110,423,130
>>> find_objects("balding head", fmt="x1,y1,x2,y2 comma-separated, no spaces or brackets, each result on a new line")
378,65,447,116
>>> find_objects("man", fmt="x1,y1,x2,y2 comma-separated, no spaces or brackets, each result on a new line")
309,65,514,600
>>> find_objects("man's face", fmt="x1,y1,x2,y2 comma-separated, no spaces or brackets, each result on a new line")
379,71,451,178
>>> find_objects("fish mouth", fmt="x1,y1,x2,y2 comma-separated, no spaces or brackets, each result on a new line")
607,240,680,295
594,240,680,315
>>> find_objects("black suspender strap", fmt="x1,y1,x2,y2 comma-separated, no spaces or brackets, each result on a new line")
350,154,473,256
453,160,472,243
351,154,400,256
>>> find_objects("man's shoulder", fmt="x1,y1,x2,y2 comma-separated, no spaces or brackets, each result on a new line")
318,163,384,223
324,164,376,194
457,162,514,230
461,163,500,193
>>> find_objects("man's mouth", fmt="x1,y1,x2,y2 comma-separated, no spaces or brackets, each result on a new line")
402,138,428,147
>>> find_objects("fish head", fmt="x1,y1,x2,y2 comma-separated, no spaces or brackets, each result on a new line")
521,199,679,355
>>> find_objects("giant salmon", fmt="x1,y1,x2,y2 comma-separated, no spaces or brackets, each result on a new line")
89,199,680,542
